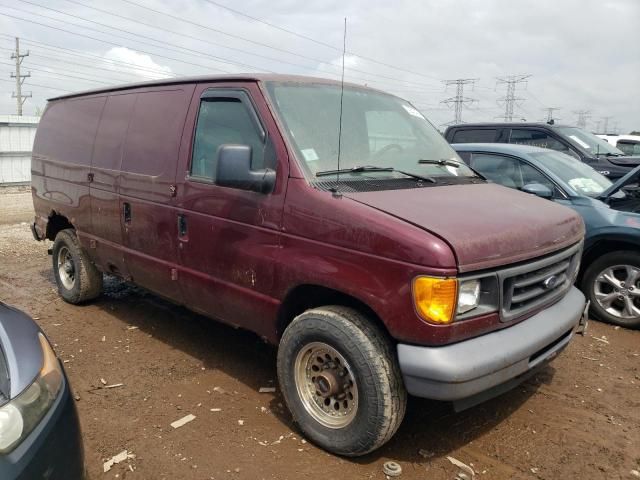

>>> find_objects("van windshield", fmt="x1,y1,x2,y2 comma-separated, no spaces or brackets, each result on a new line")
265,82,476,180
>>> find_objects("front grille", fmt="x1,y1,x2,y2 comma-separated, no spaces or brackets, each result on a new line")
499,243,582,322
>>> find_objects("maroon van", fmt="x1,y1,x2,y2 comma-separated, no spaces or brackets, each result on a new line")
31,74,587,456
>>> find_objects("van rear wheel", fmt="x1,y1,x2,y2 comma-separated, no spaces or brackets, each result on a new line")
52,229,103,304
277,306,406,456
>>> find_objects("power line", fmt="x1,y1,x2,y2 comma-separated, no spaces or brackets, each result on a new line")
122,0,443,82
440,78,477,125
495,74,531,122
0,76,71,92
9,36,31,115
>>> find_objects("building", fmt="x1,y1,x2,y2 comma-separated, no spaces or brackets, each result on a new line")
0,115,39,185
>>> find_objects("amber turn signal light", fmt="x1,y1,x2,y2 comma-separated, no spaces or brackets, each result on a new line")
412,276,458,324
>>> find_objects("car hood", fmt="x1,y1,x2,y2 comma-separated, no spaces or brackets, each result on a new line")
0,303,43,402
605,155,640,167
344,183,584,272
598,164,640,200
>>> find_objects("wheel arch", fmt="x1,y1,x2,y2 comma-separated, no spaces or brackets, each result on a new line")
45,211,75,241
579,236,640,284
275,284,391,341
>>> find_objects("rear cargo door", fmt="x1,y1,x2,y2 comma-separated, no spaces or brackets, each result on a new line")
118,85,195,303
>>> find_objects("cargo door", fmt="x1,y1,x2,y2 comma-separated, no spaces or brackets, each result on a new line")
119,85,195,303
89,92,136,278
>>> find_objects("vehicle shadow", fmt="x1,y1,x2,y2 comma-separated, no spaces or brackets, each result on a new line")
53,273,556,466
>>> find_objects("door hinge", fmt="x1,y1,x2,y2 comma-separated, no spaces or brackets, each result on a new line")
169,184,177,197
170,268,178,281
87,172,94,183
89,239,96,249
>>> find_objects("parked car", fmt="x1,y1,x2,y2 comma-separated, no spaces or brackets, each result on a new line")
444,122,640,179
452,142,640,328
31,74,587,456
598,134,640,157
0,302,84,479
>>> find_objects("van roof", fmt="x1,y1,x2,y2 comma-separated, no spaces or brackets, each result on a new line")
48,73,378,101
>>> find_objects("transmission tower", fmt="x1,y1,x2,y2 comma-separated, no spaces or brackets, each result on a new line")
440,78,477,125
601,116,613,134
10,37,31,116
594,120,602,133
495,74,531,122
543,107,561,123
573,110,591,129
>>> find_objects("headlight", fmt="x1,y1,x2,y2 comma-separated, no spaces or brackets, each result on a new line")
413,276,458,324
0,333,63,453
457,279,481,314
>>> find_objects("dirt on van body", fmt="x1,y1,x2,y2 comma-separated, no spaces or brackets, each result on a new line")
0,190,639,480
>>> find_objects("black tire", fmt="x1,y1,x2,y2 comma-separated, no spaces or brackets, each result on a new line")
277,306,407,456
581,250,640,328
52,229,103,304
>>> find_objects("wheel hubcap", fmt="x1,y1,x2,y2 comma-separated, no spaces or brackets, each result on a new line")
594,264,640,320
57,246,76,290
294,342,358,429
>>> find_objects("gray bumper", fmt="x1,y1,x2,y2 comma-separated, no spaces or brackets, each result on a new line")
398,286,586,405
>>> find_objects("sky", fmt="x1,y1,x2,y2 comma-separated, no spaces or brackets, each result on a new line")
0,0,638,133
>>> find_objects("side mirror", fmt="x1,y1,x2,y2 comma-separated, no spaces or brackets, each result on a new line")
215,144,276,194
522,183,553,199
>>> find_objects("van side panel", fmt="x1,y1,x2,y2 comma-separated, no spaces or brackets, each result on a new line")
32,96,106,235
89,93,137,276
118,86,195,302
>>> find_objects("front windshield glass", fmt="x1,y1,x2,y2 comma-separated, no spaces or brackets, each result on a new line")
530,150,621,197
557,127,625,156
265,82,475,179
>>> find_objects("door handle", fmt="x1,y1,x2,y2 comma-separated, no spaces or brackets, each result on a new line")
123,202,131,224
177,213,187,238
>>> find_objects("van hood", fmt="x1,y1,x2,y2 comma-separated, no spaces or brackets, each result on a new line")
344,183,584,272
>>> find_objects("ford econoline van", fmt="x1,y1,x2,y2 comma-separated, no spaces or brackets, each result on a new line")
31,75,587,456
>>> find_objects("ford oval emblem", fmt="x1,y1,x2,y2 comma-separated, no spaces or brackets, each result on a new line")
543,275,559,290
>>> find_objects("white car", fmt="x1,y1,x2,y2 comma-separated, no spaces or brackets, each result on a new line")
597,134,640,156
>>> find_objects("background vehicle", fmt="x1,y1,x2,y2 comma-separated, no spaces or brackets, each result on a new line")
31,74,586,456
453,142,640,328
444,122,640,179
0,302,84,479
598,134,640,156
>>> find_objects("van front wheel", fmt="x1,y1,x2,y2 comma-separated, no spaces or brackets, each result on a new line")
277,306,406,456
52,229,103,304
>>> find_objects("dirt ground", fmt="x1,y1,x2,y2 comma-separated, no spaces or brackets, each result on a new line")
0,190,638,480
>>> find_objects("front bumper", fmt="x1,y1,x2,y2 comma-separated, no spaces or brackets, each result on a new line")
0,376,85,480
398,286,586,408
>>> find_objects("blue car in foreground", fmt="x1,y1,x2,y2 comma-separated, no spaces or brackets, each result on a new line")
452,143,640,329
0,302,84,479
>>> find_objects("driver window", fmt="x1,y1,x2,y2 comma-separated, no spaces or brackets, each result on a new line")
191,98,265,181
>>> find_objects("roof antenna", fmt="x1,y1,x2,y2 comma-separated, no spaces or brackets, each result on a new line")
334,17,347,197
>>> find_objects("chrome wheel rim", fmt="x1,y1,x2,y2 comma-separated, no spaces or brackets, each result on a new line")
294,342,358,429
593,264,640,320
57,246,76,290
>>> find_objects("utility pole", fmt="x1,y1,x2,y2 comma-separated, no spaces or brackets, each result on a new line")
495,74,531,122
573,110,591,129
10,37,31,116
543,107,561,123
595,120,601,133
601,116,612,134
440,78,477,124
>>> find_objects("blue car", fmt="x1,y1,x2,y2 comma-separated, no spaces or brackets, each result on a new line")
452,143,640,329
0,302,85,479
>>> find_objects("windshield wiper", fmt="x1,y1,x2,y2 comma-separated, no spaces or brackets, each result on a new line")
418,158,486,180
595,152,624,157
315,165,436,183
418,158,462,167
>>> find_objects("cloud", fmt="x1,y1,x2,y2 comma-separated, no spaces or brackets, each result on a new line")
102,47,172,80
